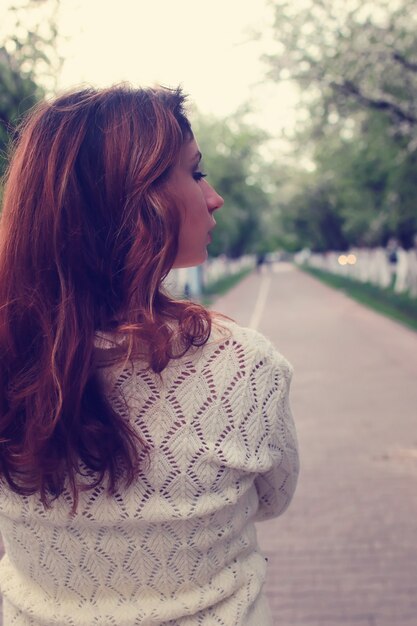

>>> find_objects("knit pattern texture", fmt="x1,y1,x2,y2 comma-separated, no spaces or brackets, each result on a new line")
0,322,299,625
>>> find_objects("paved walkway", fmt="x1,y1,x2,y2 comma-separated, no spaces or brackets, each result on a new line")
214,264,417,626
0,265,416,625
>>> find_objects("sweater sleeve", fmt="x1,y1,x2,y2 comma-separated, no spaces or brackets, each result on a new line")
251,343,299,521
210,326,299,522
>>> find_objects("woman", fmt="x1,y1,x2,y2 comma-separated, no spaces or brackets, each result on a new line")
0,85,298,625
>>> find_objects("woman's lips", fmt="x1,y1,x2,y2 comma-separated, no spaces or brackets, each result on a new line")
207,222,216,243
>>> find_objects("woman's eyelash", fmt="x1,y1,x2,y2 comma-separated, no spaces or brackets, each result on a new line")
193,171,207,181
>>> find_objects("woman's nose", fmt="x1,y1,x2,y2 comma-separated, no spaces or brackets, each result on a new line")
206,183,224,213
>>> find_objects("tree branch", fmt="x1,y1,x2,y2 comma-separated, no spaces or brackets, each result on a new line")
392,52,417,73
331,80,417,125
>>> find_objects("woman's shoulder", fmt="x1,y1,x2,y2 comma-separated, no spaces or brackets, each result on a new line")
94,318,292,385
202,317,293,376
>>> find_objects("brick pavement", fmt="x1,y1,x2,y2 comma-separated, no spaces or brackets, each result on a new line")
215,264,417,626
0,264,416,625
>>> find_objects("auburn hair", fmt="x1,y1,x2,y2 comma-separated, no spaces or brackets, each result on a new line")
0,84,212,510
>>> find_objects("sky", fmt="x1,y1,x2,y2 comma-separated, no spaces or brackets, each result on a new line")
53,0,300,137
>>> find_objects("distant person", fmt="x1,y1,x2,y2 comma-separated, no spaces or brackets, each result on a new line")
256,252,266,272
386,237,399,264
0,85,299,625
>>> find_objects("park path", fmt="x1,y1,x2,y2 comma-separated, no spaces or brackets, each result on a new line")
214,263,417,626
0,264,415,626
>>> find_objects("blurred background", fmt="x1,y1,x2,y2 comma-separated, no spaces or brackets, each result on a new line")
1,0,416,323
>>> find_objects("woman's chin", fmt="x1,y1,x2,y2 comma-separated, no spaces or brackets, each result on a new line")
173,249,208,269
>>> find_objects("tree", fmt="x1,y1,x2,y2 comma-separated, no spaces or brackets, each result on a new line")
191,110,272,257
0,0,61,177
262,0,417,249
265,0,417,143
0,47,40,177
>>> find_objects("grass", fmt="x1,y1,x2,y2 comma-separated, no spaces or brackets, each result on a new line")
200,267,253,306
300,265,417,332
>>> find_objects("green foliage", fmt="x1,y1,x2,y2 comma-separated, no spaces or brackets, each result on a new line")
0,1,60,178
263,0,417,251
265,0,417,142
191,111,273,257
0,47,41,176
301,265,417,332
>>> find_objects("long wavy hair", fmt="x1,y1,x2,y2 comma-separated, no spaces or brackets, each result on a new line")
0,84,212,510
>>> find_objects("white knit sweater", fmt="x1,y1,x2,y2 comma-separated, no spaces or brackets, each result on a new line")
0,321,299,625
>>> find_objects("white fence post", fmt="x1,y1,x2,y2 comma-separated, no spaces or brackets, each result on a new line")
166,256,255,299
298,246,417,298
